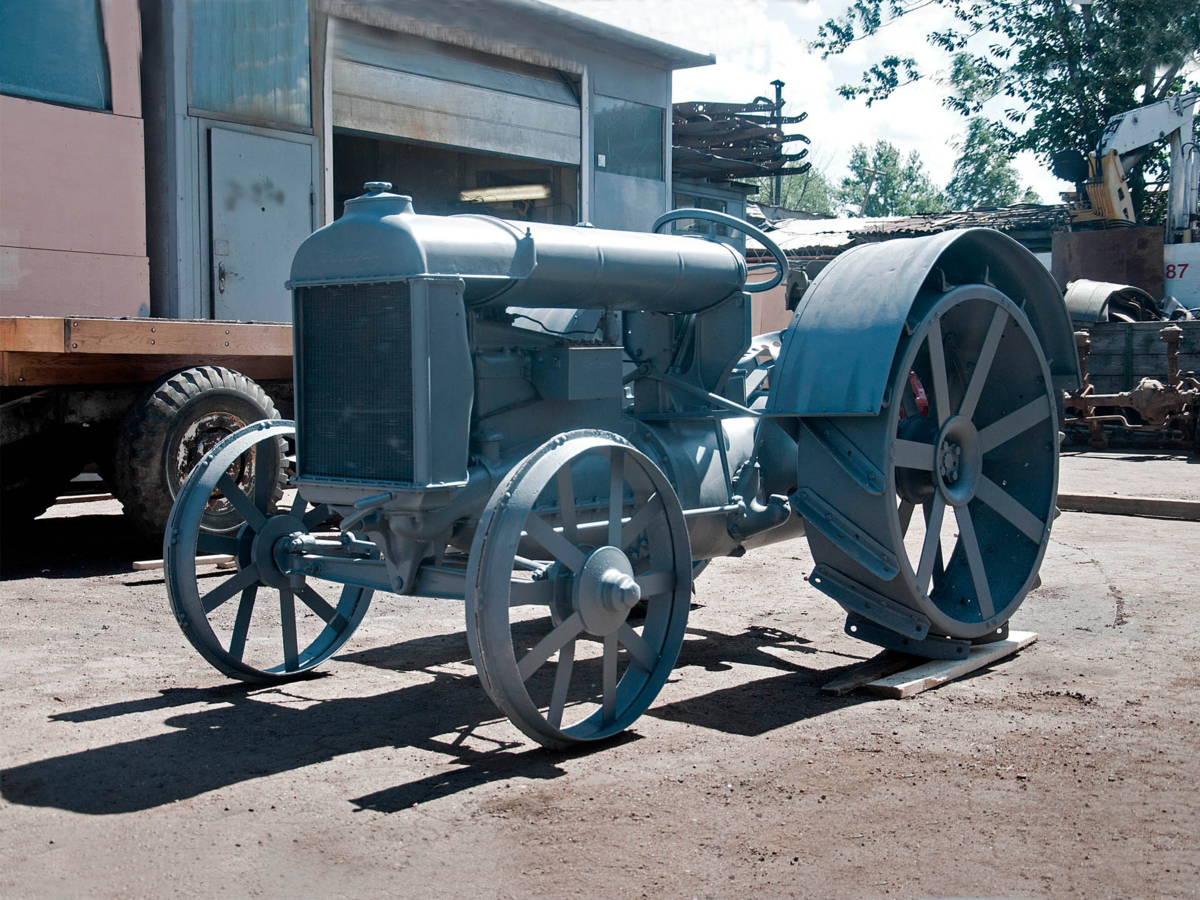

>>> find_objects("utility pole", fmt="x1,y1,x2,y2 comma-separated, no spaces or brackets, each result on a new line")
771,79,785,208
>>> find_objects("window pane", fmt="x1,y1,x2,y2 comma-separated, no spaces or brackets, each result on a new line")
190,0,311,128
594,94,662,181
0,0,110,110
671,196,728,236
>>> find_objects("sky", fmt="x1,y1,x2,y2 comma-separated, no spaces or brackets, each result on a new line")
544,0,1075,207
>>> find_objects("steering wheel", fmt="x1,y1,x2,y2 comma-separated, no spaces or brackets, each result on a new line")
651,208,790,294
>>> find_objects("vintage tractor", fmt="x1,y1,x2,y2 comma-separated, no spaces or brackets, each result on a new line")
163,183,1080,748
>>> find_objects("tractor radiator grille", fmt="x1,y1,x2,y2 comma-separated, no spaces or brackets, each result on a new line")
295,283,414,483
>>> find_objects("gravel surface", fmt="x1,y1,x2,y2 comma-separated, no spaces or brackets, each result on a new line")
2,454,1198,899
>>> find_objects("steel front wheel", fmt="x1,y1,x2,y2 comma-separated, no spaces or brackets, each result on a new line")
466,431,692,748
164,420,375,681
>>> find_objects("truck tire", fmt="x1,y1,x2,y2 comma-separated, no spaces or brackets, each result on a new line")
112,366,285,540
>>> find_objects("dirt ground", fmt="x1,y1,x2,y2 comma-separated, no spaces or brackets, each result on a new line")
1,450,1197,900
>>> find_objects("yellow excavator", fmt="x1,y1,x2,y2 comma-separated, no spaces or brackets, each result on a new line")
1055,91,1199,243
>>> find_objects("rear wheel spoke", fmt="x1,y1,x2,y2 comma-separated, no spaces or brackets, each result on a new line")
894,439,935,471
601,633,618,727
916,494,946,596
959,307,1008,420
956,505,995,619
926,319,952,427
978,396,1051,454
976,476,1046,543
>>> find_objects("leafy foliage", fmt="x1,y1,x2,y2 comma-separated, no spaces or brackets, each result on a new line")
837,140,946,216
945,117,1028,208
752,167,837,216
814,0,1200,217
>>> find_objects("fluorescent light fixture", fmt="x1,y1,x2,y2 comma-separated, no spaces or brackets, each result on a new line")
459,184,552,203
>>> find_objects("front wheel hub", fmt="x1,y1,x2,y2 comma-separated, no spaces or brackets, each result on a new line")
575,546,640,636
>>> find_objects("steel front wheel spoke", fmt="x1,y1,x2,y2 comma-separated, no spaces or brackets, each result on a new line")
959,306,1008,420
279,589,299,671
956,506,995,619
621,492,663,551
301,503,331,529
216,473,268,532
634,569,675,598
618,623,657,672
196,533,239,556
926,318,952,427
228,585,258,660
253,443,276,509
975,476,1046,543
508,577,555,606
518,611,585,682
607,449,626,548
547,640,575,728
524,514,587,573
898,500,915,535
296,584,339,626
601,633,618,727
201,566,260,614
978,396,1051,454
555,464,579,544
290,489,306,517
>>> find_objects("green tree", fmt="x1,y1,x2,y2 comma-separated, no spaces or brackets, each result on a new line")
813,0,1200,219
752,167,837,216
838,140,946,216
945,117,1025,208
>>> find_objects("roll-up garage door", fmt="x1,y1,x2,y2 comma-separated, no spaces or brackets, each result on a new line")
331,20,581,165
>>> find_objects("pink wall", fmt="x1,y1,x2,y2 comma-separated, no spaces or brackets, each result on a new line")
0,0,148,318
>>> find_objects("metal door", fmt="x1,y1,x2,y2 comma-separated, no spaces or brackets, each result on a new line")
210,128,313,322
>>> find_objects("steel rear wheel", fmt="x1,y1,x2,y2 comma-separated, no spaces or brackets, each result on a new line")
466,431,691,748
164,420,375,681
797,283,1059,642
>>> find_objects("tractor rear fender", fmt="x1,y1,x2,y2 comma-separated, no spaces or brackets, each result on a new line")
767,228,1081,416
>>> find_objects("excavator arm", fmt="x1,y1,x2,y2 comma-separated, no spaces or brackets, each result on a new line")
1083,92,1199,240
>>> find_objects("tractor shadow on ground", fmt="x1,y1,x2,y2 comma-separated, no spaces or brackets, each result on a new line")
0,624,873,817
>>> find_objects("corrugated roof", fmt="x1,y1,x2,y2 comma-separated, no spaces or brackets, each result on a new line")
749,204,1073,256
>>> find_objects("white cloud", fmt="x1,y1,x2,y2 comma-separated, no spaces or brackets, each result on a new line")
545,0,1073,204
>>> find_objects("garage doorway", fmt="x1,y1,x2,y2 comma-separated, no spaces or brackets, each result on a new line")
332,133,579,224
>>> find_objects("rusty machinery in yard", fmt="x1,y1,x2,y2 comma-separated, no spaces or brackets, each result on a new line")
162,184,1080,748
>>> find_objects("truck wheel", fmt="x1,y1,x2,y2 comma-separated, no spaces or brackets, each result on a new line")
113,366,284,540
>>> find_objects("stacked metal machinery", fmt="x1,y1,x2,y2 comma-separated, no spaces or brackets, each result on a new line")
164,184,1080,748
